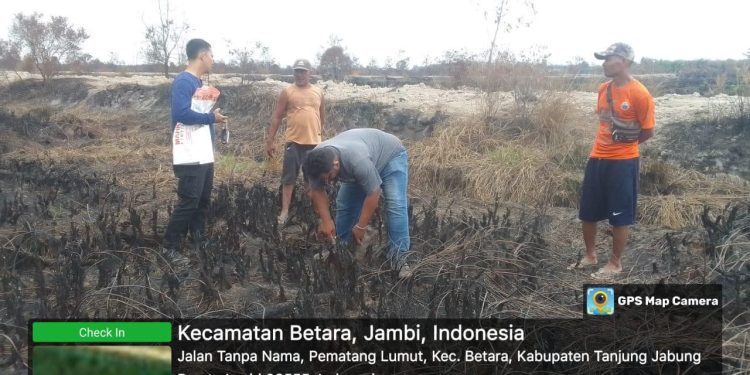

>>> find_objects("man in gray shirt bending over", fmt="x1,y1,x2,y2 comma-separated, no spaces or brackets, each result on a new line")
303,128,412,278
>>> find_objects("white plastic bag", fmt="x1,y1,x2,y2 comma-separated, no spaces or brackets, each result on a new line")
172,86,220,165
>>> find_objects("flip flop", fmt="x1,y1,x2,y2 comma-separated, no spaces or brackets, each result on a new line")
313,250,331,261
567,258,598,270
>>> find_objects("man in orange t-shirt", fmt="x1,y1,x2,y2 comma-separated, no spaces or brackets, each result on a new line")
570,43,655,278
266,59,326,226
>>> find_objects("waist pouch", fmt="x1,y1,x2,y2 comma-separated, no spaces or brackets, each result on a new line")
607,83,641,144
612,117,641,143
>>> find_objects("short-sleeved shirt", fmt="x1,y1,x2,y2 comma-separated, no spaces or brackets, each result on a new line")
308,128,405,193
284,84,323,145
590,79,655,160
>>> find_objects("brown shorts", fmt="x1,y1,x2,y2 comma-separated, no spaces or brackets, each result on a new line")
281,142,315,185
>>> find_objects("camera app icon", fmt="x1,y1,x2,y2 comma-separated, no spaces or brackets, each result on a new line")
587,287,614,315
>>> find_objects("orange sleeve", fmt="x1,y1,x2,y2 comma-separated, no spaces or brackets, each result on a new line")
634,86,655,130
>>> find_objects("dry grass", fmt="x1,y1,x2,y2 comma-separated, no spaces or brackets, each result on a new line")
6,99,287,181
464,147,555,203
639,194,734,229
214,153,269,183
410,88,588,208
514,92,581,146
410,121,573,206
641,159,750,198
411,111,749,229
639,159,750,228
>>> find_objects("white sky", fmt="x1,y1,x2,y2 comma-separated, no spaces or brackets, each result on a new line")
0,0,748,67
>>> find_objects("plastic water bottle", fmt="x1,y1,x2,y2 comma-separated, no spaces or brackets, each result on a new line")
220,120,229,144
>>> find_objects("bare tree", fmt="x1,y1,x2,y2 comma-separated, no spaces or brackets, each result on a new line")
319,46,354,81
0,39,20,70
105,52,124,72
479,0,535,121
383,57,394,71
327,35,343,48
395,50,411,75
318,37,353,81
366,58,378,70
107,52,124,66
484,0,536,65
0,38,21,88
441,49,477,88
228,41,275,83
69,53,93,73
9,12,88,82
143,0,189,78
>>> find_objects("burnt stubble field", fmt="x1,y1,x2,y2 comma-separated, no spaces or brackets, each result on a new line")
0,76,748,373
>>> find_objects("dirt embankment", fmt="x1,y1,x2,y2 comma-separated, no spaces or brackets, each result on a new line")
0,74,452,141
3,72,744,142
1,74,747,197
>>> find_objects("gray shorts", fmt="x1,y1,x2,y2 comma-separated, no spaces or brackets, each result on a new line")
281,143,315,185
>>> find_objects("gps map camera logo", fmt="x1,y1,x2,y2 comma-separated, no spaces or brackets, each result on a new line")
587,287,614,315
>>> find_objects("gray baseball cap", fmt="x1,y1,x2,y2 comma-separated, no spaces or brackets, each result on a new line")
292,59,312,71
594,43,635,62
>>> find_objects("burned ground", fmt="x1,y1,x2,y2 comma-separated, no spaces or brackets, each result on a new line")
0,77,748,373
647,100,750,178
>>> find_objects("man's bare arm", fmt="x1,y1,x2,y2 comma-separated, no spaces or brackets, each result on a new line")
310,189,332,221
266,90,287,155
357,190,380,228
310,188,335,239
319,94,326,133
638,128,654,144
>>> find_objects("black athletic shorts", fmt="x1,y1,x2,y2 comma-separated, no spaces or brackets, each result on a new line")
578,157,639,226
281,142,316,185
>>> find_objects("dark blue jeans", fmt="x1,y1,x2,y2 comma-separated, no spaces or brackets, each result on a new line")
335,151,410,263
